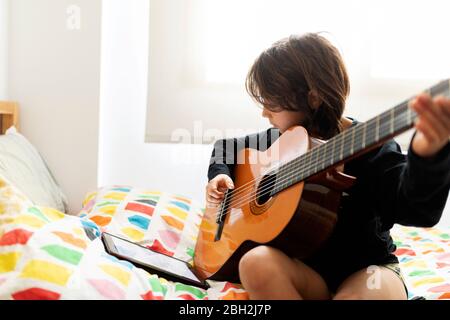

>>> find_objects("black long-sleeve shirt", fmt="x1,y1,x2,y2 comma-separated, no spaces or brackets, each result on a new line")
207,120,450,291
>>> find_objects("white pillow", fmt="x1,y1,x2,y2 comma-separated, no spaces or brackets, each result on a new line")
0,126,68,213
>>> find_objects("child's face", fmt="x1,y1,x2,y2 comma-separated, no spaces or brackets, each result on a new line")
262,107,304,133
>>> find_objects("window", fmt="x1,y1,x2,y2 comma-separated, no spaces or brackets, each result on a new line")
146,0,450,146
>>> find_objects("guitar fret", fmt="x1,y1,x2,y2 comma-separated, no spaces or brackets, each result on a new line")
394,103,408,132
291,159,301,183
365,120,377,147
331,137,336,167
300,149,312,181
322,142,328,170
375,115,380,142
407,103,412,125
342,129,354,160
296,159,302,182
362,122,366,149
350,127,355,155
332,137,340,163
353,124,364,155
390,108,394,135
307,149,313,177
315,144,321,174
430,79,449,97
285,158,295,178
378,111,391,140
310,148,318,174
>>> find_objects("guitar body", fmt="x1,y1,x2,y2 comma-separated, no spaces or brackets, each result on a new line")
193,126,355,282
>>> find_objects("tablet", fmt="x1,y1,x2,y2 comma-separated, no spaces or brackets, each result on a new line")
102,232,209,289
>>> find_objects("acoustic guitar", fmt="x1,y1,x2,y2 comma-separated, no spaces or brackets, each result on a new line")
193,79,450,282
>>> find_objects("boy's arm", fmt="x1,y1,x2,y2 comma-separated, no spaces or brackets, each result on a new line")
207,128,280,181
394,139,450,226
375,137,450,228
207,138,237,181
374,93,450,228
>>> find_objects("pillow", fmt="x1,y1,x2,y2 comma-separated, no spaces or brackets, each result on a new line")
0,127,68,213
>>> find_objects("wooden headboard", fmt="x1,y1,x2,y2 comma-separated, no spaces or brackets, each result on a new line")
0,101,19,134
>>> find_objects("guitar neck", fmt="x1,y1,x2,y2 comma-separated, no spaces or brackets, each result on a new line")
273,79,450,194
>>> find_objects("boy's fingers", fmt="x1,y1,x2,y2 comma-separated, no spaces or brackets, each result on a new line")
434,97,450,131
440,97,450,118
206,201,219,208
411,98,448,137
225,177,235,189
218,179,234,190
211,175,234,193
208,192,222,200
206,195,221,204
209,185,224,196
415,95,450,131
428,97,450,132
415,119,441,143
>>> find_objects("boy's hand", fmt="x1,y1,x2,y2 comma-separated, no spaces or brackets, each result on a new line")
410,93,450,158
205,174,234,208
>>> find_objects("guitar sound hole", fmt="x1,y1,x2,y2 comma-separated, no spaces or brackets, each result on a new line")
256,174,276,205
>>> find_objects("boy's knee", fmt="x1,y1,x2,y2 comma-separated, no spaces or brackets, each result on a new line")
239,246,276,270
238,246,279,286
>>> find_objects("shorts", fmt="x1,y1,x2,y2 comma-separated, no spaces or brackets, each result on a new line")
379,263,409,298
306,260,409,297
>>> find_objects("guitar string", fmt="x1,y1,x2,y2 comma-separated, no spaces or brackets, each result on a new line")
216,80,448,217
213,82,449,217
211,102,408,206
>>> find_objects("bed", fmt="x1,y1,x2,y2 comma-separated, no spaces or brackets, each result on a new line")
0,101,19,134
0,103,449,300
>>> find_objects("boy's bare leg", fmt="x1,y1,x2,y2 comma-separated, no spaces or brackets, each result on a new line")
239,246,330,300
333,266,407,300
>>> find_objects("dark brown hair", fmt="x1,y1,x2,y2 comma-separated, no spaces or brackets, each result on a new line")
245,33,350,139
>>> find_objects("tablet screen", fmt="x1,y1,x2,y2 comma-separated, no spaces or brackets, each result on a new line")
108,234,202,283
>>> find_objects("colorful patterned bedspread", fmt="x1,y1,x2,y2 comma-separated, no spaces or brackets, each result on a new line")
0,177,449,300
390,225,450,300
0,180,247,300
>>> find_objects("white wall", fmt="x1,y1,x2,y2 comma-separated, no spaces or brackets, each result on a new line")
0,0,7,99
99,0,210,205
8,0,102,214
443,197,450,227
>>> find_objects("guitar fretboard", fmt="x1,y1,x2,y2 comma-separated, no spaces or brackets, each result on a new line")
271,79,450,195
